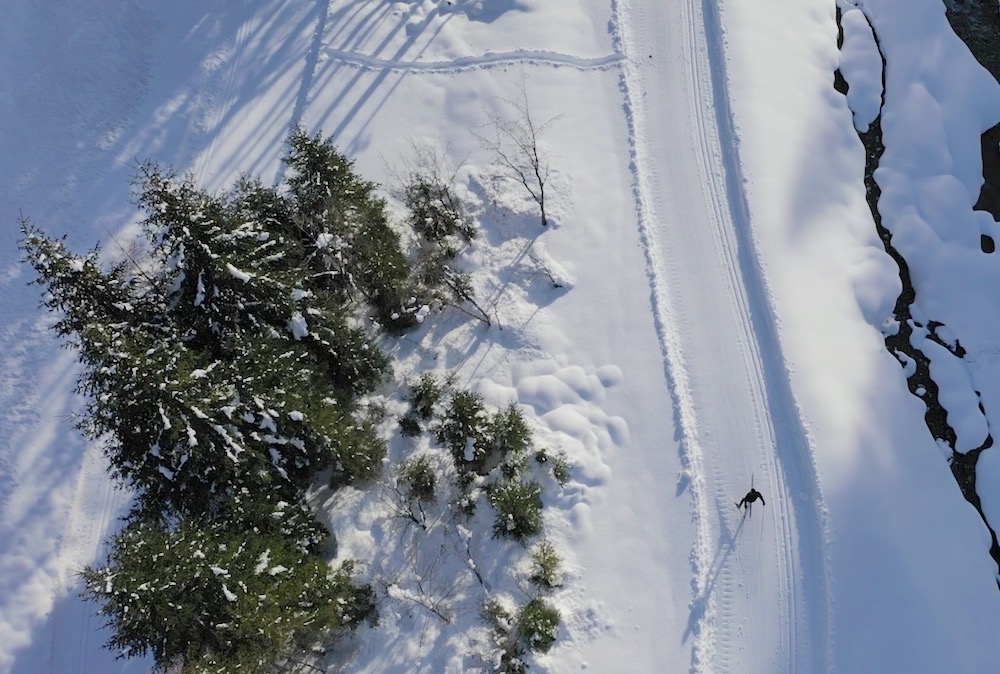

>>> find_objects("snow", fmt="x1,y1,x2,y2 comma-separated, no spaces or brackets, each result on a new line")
316,233,335,250
194,271,206,306
839,7,883,132
287,312,310,340
254,550,271,575
3,0,1000,673
225,262,252,283
923,337,990,453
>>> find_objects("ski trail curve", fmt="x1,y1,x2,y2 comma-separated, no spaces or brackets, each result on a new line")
615,0,832,671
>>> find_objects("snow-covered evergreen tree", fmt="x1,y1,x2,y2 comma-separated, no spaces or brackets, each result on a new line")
19,131,411,517
82,493,375,673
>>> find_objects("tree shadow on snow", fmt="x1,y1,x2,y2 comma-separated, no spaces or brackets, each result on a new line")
9,580,151,674
310,0,528,154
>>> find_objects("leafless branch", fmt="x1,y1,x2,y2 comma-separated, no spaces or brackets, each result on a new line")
473,77,560,228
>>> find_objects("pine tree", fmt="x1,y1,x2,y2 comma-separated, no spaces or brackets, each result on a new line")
19,133,413,518
82,493,375,673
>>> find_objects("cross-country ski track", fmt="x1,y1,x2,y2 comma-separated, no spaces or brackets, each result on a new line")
616,0,832,671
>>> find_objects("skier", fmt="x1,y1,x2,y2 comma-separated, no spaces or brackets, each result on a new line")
737,487,765,512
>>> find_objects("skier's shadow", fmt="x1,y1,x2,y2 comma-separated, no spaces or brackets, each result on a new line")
682,508,747,644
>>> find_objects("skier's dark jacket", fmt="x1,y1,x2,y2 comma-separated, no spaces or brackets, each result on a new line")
738,488,764,509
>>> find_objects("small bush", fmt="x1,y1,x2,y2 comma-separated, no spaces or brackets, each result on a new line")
405,174,475,244
529,540,562,590
487,404,532,479
517,598,560,654
481,597,521,674
490,479,543,542
481,596,515,632
326,410,387,488
399,413,422,437
399,159,493,324
481,596,561,673
408,373,444,421
435,390,488,469
535,449,571,486
400,455,437,504
551,454,571,485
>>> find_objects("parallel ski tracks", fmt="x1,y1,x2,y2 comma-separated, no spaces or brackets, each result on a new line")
616,0,832,671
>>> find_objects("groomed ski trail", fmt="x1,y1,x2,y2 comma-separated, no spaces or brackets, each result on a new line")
615,0,832,671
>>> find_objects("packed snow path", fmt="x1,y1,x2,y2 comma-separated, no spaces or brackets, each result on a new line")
616,0,831,671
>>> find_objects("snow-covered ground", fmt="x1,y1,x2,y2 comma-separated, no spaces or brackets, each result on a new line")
4,0,1000,672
